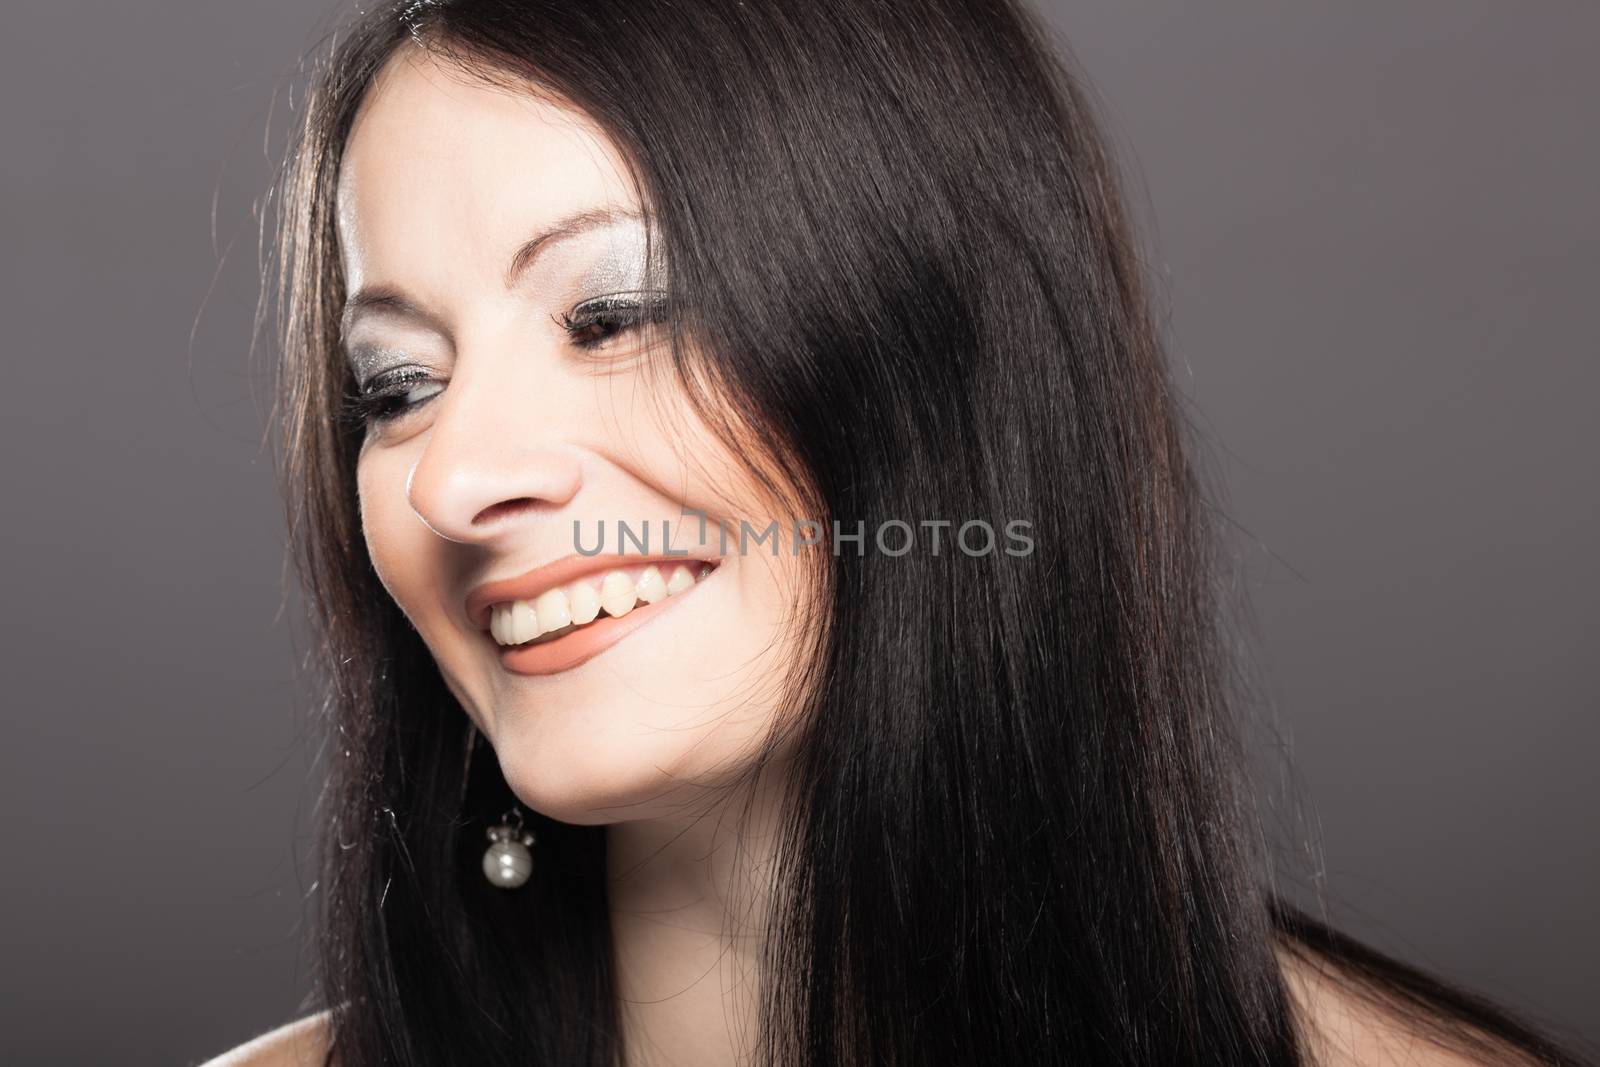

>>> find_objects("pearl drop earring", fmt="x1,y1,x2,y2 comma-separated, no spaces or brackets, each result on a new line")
483,806,536,889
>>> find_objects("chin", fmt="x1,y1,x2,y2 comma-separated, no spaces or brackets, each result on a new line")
485,699,732,826
470,588,791,825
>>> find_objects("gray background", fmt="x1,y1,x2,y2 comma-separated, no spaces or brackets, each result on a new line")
1,2,1593,1063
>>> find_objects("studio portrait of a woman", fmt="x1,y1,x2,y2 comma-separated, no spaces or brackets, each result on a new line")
1,1,1593,1065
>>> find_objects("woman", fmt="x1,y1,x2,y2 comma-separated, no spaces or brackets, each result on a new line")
210,0,1593,1063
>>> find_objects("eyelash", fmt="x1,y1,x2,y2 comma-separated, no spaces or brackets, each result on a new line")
338,367,437,429
555,291,668,350
339,292,668,430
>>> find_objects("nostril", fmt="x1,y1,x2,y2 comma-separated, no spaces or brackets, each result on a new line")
471,498,545,527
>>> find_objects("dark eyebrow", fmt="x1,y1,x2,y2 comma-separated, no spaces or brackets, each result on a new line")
340,288,450,340
502,204,642,288
340,204,644,337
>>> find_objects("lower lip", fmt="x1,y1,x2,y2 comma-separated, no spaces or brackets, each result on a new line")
490,571,712,676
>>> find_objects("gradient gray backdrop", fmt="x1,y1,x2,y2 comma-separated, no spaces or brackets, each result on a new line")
1,3,1594,1064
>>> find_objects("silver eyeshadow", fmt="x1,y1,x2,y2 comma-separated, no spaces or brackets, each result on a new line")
345,344,410,392
342,221,666,390
571,218,662,297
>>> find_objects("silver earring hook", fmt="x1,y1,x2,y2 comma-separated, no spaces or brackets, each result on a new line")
483,803,536,889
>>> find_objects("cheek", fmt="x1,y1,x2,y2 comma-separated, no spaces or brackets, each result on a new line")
663,554,814,746
702,555,817,778
356,452,429,617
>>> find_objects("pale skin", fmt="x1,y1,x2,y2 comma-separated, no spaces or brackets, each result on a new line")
206,44,1530,1067
335,43,803,1067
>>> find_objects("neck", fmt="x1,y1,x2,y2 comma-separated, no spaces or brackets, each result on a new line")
606,756,794,1067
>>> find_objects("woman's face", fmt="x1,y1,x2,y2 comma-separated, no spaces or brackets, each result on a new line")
335,48,807,825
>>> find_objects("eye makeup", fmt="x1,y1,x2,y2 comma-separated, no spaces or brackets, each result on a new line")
339,365,442,428
337,223,672,429
344,344,413,395
542,219,670,355
564,218,665,299
556,291,671,351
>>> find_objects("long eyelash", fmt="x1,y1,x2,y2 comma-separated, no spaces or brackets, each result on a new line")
338,390,401,429
337,367,435,429
337,293,669,430
556,291,669,349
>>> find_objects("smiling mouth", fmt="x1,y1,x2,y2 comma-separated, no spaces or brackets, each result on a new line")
487,560,717,649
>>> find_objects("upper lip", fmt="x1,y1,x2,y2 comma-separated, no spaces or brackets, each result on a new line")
464,551,719,632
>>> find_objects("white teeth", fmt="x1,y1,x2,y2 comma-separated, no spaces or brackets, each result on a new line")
599,570,636,618
533,588,572,635
569,582,601,625
666,565,695,595
510,600,538,644
489,561,716,646
635,565,667,605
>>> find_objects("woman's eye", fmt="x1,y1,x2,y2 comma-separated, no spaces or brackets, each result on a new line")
338,367,443,429
337,293,669,432
556,291,669,350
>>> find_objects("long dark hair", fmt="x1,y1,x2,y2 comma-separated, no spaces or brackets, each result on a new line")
265,1,1594,1064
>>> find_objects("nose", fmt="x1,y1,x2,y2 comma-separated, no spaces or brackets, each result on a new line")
403,362,584,547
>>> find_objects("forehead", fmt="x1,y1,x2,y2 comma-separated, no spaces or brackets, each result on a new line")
335,46,640,293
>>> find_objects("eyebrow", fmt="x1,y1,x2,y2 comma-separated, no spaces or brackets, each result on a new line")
340,204,644,339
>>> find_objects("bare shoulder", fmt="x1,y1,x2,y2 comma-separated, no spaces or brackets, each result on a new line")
1276,944,1540,1067
198,1010,333,1067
